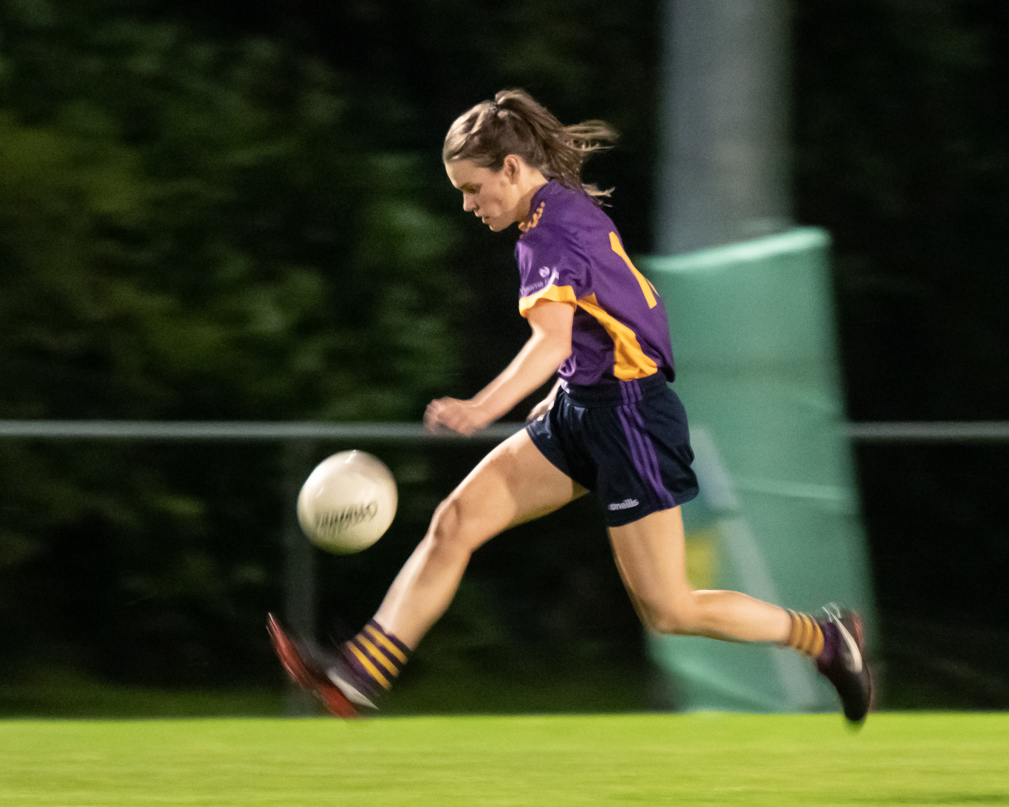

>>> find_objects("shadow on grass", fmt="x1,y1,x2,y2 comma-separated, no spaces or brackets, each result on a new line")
0,662,656,719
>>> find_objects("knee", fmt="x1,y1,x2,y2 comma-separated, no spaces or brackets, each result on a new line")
641,596,702,637
426,495,483,555
648,611,692,636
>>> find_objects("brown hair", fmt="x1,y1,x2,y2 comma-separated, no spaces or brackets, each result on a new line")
442,89,618,200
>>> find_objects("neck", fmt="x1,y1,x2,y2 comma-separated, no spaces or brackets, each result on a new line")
517,173,549,223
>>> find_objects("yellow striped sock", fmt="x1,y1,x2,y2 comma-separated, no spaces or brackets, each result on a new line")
784,609,824,658
343,620,411,697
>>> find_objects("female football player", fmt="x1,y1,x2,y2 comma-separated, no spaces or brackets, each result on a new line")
269,89,872,724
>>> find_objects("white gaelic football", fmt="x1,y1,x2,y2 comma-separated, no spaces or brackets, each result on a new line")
296,451,397,554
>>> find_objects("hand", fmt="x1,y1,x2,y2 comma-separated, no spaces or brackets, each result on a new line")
525,395,555,423
526,378,561,423
424,397,493,436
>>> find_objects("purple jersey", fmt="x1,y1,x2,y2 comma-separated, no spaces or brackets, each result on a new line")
515,181,675,386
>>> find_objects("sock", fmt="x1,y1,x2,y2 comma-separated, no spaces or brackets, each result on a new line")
342,620,411,699
783,609,825,658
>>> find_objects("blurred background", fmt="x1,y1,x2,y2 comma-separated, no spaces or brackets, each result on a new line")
1,0,1007,716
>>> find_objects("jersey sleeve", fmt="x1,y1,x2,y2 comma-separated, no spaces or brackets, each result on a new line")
514,227,590,318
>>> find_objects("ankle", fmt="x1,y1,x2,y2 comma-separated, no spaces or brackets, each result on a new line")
781,609,825,658
342,620,411,699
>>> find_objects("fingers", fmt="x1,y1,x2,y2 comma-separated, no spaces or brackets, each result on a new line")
424,399,455,434
429,400,474,435
423,398,445,433
425,398,486,436
525,395,555,423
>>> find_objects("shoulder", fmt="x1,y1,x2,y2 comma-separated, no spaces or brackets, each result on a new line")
519,182,613,246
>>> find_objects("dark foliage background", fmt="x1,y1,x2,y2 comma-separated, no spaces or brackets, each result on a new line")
1,0,1007,713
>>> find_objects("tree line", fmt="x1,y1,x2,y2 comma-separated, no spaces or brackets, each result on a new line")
1,0,1007,709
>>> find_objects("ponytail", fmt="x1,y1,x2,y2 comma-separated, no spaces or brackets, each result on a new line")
442,89,617,201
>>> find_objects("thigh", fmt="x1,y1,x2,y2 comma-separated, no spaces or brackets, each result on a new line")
442,428,588,550
607,507,693,616
591,387,698,527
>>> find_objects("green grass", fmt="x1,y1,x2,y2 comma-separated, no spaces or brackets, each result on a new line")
0,713,1006,806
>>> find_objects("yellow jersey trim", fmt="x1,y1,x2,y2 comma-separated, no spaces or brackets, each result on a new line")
519,200,546,233
576,293,659,380
519,284,578,317
609,232,658,309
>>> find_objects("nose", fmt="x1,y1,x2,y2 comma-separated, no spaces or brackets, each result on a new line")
463,194,477,213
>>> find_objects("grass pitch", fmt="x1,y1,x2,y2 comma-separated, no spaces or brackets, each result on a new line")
0,712,1005,806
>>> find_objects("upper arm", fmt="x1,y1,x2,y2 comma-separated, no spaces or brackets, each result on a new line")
525,299,575,354
516,228,589,318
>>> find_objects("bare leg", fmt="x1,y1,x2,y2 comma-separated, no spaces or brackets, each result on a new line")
375,430,586,648
608,507,792,643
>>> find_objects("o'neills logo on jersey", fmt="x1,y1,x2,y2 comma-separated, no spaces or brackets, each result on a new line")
317,501,378,533
607,498,639,511
520,267,558,298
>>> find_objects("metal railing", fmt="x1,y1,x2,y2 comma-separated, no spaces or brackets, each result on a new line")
4,420,1009,442
0,420,524,442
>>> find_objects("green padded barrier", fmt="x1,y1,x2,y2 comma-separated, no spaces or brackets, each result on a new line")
644,228,876,712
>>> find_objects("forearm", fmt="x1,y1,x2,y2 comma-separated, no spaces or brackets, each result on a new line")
472,334,569,422
424,300,573,436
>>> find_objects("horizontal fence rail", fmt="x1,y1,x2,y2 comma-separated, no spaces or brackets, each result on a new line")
0,420,524,442
1,420,1008,442
845,421,1009,443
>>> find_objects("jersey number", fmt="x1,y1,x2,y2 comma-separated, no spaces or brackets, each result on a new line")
609,232,658,309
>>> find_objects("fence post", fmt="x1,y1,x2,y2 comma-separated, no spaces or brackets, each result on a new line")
281,438,317,715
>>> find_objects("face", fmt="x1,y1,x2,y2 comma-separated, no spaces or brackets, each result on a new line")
445,158,527,232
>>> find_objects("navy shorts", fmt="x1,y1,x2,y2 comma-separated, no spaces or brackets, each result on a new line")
525,373,699,527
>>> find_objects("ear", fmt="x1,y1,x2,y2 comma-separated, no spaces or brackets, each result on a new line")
502,154,524,182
